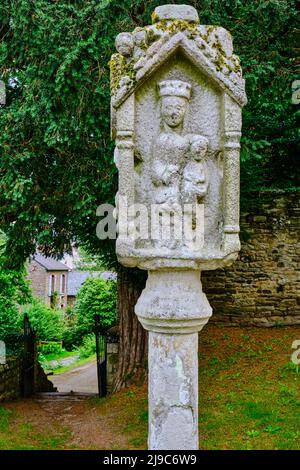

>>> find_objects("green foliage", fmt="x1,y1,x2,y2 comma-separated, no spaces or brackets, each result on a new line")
74,276,116,340
78,334,96,359
0,0,298,267
22,299,64,341
74,247,106,271
0,231,31,347
38,341,63,357
0,231,6,255
61,306,79,350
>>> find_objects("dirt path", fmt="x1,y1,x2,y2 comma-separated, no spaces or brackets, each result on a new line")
3,396,131,449
50,360,98,394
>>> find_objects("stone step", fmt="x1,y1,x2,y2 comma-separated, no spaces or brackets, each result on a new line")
33,392,98,401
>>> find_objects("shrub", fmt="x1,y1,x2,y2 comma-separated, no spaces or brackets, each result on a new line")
74,276,116,342
22,299,64,341
79,334,96,359
0,236,32,350
38,342,63,356
61,307,81,350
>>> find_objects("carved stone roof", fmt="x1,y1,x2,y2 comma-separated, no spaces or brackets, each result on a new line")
111,11,247,111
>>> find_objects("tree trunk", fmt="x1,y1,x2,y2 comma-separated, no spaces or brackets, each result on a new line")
113,265,148,392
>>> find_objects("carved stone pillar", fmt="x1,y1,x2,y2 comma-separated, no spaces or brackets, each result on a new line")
136,271,211,449
110,4,247,449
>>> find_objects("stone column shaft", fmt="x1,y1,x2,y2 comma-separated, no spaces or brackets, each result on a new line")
148,331,198,450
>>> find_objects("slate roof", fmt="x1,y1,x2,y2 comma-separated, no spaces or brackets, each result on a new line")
68,271,117,296
33,253,69,271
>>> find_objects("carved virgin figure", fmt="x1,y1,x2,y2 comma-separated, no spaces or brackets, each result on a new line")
151,79,209,249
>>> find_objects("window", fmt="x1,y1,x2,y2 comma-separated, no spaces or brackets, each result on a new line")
48,274,56,296
60,274,66,295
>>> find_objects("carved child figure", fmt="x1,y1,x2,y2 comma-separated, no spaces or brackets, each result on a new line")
182,135,209,204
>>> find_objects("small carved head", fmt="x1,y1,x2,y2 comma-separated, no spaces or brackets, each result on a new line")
133,29,146,48
190,135,208,161
158,80,191,128
115,32,134,57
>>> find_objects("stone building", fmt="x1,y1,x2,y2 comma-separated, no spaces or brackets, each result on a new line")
28,253,69,309
28,254,117,309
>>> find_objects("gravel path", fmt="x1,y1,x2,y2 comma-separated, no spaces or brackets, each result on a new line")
50,360,98,394
46,354,79,369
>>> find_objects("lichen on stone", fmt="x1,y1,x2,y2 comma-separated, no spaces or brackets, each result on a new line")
199,25,217,44
145,27,162,47
110,19,242,97
109,53,137,94
151,10,159,24
155,19,198,35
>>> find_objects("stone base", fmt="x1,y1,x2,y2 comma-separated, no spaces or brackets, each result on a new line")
135,270,212,450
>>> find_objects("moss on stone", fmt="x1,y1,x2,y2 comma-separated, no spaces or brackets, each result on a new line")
109,53,137,94
110,21,240,95
155,19,198,34
199,25,217,43
212,48,227,73
212,41,226,58
145,28,161,47
151,11,159,24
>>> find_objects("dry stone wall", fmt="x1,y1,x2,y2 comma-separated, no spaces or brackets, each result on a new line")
202,190,300,326
0,355,56,402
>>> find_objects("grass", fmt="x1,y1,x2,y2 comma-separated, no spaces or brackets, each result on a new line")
39,349,96,375
39,350,78,363
84,326,300,450
51,353,96,375
0,325,299,449
0,406,70,450
197,326,300,450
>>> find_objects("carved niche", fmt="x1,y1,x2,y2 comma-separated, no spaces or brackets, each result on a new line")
111,6,247,270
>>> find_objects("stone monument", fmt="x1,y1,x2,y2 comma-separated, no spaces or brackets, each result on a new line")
111,4,247,450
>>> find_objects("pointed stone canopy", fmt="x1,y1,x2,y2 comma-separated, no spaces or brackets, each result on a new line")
111,4,247,133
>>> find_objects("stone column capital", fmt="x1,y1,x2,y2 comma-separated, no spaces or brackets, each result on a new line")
135,270,212,334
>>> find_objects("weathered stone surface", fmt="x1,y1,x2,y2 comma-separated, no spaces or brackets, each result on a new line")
0,80,5,106
107,342,119,394
153,4,200,23
0,355,56,402
111,4,246,272
135,271,212,334
148,332,198,450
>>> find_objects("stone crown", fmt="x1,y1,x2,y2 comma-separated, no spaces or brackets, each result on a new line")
158,80,191,99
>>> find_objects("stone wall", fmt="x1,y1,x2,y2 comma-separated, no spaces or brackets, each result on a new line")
0,356,23,401
27,260,48,303
202,190,300,327
27,261,68,309
0,355,56,402
107,342,119,394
